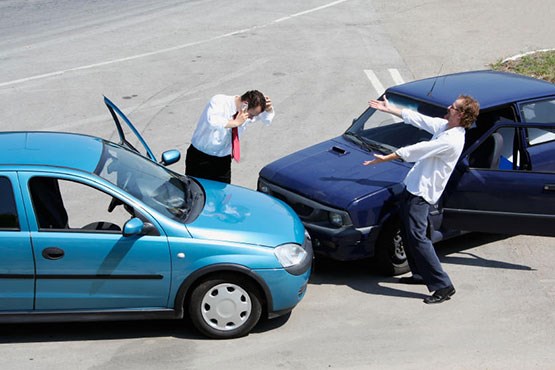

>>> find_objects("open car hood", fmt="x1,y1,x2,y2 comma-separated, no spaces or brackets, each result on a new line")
104,96,157,162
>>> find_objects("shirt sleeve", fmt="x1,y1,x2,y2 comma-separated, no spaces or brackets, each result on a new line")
402,109,447,135
396,134,455,163
254,108,275,126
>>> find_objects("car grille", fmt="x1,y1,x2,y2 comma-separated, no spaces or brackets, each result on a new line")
259,180,350,225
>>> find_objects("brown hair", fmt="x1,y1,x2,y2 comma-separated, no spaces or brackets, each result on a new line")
241,90,266,112
458,95,480,129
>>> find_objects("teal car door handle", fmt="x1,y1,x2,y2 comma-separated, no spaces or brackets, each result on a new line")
42,247,65,260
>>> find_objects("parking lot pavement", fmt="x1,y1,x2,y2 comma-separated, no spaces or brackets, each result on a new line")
1,0,554,369
2,233,554,369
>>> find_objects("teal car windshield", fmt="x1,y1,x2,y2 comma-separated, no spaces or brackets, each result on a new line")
95,142,198,222
345,94,447,153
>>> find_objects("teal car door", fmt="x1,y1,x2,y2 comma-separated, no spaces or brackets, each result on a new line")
0,174,35,311
21,173,172,310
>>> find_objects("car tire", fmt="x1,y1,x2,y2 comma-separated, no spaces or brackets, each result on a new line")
375,219,409,276
189,273,262,339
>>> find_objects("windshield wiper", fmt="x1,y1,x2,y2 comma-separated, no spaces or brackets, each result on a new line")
344,132,393,154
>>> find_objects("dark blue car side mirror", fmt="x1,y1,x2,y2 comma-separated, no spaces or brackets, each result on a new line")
160,149,181,166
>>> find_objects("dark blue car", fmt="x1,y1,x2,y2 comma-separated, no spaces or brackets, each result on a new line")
258,70,555,275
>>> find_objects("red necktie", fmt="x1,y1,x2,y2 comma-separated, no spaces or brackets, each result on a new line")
231,126,240,162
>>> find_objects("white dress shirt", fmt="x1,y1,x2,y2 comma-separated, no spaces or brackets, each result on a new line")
190,94,274,157
395,109,465,204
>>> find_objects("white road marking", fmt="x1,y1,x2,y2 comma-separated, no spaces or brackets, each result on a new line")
274,0,349,22
364,69,385,96
0,0,351,88
388,68,404,85
364,68,406,96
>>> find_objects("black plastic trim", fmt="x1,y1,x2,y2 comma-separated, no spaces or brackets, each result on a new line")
0,309,178,324
36,274,163,280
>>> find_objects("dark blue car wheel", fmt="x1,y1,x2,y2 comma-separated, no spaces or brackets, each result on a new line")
375,220,409,276
189,273,262,339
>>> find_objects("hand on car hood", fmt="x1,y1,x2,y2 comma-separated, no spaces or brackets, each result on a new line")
259,137,409,209
186,179,305,247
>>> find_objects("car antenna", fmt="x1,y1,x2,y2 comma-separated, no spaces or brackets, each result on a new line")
427,64,444,97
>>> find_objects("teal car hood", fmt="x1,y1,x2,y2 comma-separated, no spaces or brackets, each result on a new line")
186,179,305,247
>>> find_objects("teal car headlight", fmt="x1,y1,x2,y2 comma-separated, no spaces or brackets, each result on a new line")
274,243,308,268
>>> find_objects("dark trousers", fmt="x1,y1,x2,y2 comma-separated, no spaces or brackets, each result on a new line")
400,189,452,292
185,144,232,184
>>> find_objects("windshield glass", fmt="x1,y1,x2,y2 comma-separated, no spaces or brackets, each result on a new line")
345,94,447,153
94,142,203,222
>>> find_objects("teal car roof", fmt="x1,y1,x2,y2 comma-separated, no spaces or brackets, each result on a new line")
0,132,103,172
387,70,555,110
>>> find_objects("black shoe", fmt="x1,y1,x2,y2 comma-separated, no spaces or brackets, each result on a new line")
423,285,456,304
398,276,425,285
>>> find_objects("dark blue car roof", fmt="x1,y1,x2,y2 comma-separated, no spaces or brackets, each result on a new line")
0,131,103,172
387,70,555,109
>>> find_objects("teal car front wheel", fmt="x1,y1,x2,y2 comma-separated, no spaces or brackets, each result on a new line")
189,274,262,339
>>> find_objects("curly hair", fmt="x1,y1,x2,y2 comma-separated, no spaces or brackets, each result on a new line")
457,95,480,129
241,90,266,113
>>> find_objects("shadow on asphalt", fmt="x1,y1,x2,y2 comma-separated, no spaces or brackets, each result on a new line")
309,232,534,299
0,312,290,343
0,233,532,343
0,319,205,343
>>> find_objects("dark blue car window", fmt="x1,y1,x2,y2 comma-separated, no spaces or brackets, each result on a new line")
346,93,444,151
0,177,19,230
521,99,555,123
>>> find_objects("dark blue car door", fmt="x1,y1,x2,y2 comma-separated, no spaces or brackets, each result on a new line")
442,120,555,236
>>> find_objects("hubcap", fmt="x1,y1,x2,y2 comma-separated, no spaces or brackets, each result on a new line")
200,283,252,331
392,229,406,260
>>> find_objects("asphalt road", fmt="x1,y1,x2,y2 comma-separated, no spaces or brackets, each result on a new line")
1,1,554,369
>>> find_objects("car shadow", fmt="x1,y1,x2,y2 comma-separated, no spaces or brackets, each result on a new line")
0,312,291,344
309,232,534,300
0,319,206,343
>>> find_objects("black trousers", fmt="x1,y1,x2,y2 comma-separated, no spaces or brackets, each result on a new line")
185,144,232,184
399,189,452,292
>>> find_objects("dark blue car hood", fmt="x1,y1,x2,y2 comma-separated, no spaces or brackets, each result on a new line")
259,136,410,210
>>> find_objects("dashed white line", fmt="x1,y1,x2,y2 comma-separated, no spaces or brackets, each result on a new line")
0,0,351,88
274,0,349,22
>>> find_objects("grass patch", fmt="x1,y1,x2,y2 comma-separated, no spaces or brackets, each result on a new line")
490,49,555,83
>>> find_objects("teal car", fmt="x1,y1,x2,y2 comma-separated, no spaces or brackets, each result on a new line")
0,97,312,339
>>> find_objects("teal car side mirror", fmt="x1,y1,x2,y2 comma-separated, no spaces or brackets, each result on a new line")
160,149,181,166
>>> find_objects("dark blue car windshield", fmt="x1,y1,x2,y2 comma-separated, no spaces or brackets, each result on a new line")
94,142,202,222
346,94,447,152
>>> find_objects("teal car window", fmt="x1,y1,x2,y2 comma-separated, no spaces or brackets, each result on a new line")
0,177,19,230
29,177,135,232
94,142,199,222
